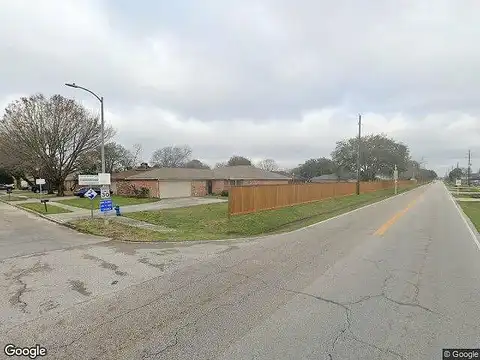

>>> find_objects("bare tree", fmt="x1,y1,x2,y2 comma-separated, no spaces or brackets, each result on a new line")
214,162,227,169
184,159,210,169
78,142,134,173
0,94,114,195
150,145,192,168
256,159,279,172
227,155,252,166
130,143,143,168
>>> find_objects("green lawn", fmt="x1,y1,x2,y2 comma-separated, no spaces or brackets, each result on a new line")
57,195,158,209
70,219,171,242
449,187,480,193
459,202,480,231
452,193,480,199
71,185,418,242
20,202,72,215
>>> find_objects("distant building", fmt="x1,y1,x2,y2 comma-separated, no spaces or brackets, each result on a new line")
310,173,356,183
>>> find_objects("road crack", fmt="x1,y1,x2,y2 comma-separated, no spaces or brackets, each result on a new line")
10,277,28,313
6,261,51,313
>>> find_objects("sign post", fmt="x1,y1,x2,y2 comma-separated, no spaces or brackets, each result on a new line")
36,178,46,200
98,173,111,225
79,173,111,222
393,165,398,195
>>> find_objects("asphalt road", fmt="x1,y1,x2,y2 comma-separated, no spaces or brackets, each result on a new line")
0,202,106,260
2,181,480,359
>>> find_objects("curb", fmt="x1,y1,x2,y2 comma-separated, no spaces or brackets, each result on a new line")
446,185,480,251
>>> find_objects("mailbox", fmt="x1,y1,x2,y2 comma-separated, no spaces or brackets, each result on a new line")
40,199,50,212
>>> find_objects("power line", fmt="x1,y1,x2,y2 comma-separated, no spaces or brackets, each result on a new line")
356,114,361,195
467,150,472,186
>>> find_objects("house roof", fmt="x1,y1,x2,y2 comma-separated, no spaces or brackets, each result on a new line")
311,174,339,181
311,172,356,181
126,165,292,181
112,169,149,180
213,166,291,180
127,167,213,180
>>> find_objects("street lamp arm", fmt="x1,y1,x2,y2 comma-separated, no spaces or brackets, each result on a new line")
64,81,106,174
65,83,102,102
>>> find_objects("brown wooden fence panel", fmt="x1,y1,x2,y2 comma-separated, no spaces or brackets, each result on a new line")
228,180,417,215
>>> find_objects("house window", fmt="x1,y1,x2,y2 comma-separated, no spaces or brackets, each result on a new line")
229,180,243,186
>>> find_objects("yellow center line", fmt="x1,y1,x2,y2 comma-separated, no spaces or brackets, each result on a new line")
374,195,423,236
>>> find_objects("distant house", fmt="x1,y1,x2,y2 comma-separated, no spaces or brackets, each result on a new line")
310,174,339,183
118,165,292,198
310,172,356,183
64,173,78,191
470,173,480,181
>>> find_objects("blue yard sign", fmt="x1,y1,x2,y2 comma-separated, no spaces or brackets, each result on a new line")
100,199,113,212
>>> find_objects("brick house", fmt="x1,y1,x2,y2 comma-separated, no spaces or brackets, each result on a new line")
110,169,151,195
119,166,292,198
211,166,292,192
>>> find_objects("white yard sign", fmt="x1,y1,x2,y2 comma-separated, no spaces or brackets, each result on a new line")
78,173,111,186
78,175,99,186
455,179,462,186
98,173,111,185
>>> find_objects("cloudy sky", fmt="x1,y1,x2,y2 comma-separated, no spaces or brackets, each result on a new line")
2,0,480,175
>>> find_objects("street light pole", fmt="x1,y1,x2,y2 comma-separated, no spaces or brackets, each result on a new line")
100,96,105,174
65,83,105,173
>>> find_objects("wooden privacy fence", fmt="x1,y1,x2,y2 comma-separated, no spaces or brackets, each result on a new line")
228,180,415,216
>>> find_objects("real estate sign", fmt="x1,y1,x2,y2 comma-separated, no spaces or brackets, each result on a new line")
78,175,99,186
78,173,111,186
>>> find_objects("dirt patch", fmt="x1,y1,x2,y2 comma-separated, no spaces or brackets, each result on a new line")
82,254,128,276
69,279,91,296
138,257,166,271
40,300,60,313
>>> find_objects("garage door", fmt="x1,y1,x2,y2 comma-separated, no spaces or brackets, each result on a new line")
160,181,192,198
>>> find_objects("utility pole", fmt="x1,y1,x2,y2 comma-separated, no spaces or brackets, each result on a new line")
356,114,362,195
468,150,472,186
